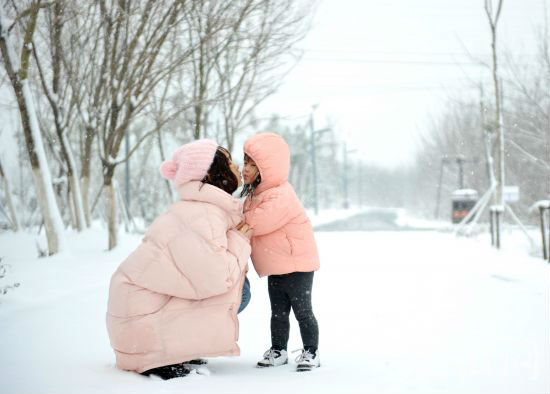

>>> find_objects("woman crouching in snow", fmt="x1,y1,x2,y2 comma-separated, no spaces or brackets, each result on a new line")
106,139,252,380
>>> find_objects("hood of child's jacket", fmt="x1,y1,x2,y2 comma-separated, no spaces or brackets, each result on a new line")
244,132,290,193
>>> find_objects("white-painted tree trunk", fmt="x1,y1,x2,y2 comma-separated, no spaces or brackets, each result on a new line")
67,185,76,229
21,80,67,253
1,171,19,231
106,181,118,250
62,133,87,230
1,5,66,254
81,176,91,227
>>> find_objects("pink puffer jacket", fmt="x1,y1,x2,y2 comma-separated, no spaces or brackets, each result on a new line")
106,181,250,373
243,132,320,277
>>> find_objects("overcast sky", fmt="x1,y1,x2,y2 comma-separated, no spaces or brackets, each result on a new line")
256,0,548,168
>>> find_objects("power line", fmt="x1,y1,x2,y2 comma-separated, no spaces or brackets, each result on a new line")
303,48,538,58
305,85,479,92
302,57,485,66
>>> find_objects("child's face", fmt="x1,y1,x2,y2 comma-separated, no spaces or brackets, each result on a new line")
221,150,243,188
242,156,259,185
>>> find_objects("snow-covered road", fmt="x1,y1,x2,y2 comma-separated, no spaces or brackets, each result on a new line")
0,224,548,394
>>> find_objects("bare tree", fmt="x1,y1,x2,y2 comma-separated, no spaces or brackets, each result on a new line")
215,0,312,152
1,0,320,246
484,0,505,205
182,0,313,149
501,26,550,213
415,97,488,217
88,0,193,249
0,0,66,254
182,0,238,141
60,3,109,228
31,0,87,230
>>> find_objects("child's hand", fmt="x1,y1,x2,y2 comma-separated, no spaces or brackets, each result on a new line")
237,223,253,239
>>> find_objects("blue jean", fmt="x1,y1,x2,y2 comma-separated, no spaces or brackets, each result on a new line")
238,276,251,314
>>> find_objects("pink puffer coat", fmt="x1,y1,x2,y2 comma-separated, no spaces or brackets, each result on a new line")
243,132,320,277
106,181,250,373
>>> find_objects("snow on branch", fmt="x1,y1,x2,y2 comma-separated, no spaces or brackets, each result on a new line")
529,200,550,213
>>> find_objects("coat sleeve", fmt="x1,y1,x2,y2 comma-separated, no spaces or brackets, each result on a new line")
244,189,294,236
227,229,251,272
132,214,251,300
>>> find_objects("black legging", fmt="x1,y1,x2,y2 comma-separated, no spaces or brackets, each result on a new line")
268,271,319,352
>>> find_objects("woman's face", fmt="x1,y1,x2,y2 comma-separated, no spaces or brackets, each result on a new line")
242,156,259,185
223,150,243,188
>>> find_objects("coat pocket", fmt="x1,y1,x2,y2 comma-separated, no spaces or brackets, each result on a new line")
269,230,291,255
285,234,294,256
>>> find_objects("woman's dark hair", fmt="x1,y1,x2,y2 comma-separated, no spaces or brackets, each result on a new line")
202,147,239,195
240,153,261,197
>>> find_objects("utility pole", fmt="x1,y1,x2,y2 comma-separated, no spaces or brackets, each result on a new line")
357,161,363,208
435,155,468,219
309,105,319,215
342,143,357,209
435,158,446,219
308,104,332,215
456,155,465,189
342,142,349,209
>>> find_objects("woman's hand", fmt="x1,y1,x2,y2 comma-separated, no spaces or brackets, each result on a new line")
237,221,253,239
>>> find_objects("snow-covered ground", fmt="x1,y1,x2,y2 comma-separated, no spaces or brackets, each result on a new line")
0,215,548,394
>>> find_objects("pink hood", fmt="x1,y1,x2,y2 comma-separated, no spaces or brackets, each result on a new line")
243,133,320,277
244,132,290,194
106,181,251,373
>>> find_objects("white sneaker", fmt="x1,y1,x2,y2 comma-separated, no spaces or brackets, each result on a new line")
294,349,320,371
256,348,288,367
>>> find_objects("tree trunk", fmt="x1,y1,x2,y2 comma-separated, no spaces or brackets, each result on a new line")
81,176,91,227
480,85,497,188
62,133,87,230
29,166,63,253
0,159,19,231
66,182,76,230
156,128,174,202
81,126,94,227
45,0,86,231
106,181,117,250
103,164,117,250
0,11,67,254
194,103,203,140
486,0,505,206
69,174,85,229
21,81,67,254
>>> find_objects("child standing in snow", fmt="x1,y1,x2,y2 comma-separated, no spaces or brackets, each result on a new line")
240,132,321,372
